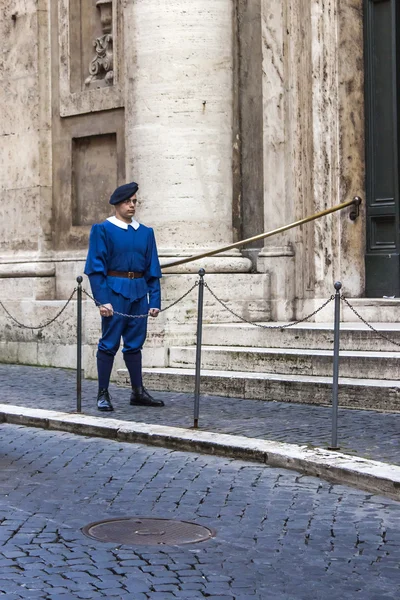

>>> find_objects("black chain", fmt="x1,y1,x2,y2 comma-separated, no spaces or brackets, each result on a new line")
0,289,77,330
204,282,335,329
159,282,198,312
82,282,198,319
341,295,400,349
82,289,148,319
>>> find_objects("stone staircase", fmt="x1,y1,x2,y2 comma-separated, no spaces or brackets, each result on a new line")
117,320,400,412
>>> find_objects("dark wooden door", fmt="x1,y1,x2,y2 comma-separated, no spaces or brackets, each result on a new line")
364,0,400,297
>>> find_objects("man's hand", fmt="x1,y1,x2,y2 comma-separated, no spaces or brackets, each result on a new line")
149,308,160,318
99,303,114,317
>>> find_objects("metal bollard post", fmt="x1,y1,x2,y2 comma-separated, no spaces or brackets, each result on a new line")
328,281,342,451
194,269,205,428
76,276,83,413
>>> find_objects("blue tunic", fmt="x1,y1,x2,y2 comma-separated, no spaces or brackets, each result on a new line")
84,219,162,309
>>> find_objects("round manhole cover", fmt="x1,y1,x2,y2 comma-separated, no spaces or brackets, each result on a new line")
82,517,215,546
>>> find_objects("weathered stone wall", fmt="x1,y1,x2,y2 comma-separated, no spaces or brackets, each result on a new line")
0,0,266,375
0,0,55,305
0,0,368,376
0,0,52,263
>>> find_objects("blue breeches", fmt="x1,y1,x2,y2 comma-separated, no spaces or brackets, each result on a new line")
98,291,149,356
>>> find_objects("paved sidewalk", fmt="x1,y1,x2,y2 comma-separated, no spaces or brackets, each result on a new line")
0,364,399,466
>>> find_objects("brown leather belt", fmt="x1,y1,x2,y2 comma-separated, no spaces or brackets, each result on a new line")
107,270,144,279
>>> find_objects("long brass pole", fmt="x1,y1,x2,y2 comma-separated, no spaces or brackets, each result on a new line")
161,196,361,270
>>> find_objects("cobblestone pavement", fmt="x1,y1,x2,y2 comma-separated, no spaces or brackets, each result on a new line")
0,365,399,466
1,423,400,600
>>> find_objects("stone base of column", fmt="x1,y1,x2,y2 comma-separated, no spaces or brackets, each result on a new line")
0,261,56,300
0,253,88,301
297,297,400,324
257,245,296,321
159,248,252,274
0,247,253,304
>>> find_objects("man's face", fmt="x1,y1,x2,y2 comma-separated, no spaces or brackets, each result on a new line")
115,194,138,222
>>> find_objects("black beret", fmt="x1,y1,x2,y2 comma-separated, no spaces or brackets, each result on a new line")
109,182,139,205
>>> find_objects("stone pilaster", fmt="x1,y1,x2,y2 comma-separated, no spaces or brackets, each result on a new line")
335,0,365,297
310,0,340,296
304,0,364,304
258,0,365,320
257,0,296,320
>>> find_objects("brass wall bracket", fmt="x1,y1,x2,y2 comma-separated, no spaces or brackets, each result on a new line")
349,196,362,221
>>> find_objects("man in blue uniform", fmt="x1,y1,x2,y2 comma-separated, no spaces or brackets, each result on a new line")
84,181,164,411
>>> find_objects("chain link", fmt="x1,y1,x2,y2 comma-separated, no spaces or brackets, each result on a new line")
341,295,400,349
82,282,198,319
158,282,199,312
0,289,77,330
204,282,335,329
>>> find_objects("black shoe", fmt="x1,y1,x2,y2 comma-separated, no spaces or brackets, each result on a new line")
130,386,165,407
97,388,114,412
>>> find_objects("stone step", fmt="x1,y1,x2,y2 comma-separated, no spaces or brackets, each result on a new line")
325,298,400,323
202,322,400,351
169,346,400,380
300,298,400,323
116,367,400,411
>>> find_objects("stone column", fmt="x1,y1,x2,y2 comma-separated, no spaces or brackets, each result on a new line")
123,0,250,273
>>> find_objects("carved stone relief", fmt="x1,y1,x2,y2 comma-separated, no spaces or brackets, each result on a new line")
85,1,114,89
58,0,123,117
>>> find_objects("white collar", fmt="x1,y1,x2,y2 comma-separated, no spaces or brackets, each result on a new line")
107,216,140,230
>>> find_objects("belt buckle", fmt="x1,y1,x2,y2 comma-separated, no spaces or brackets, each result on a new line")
128,271,134,279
